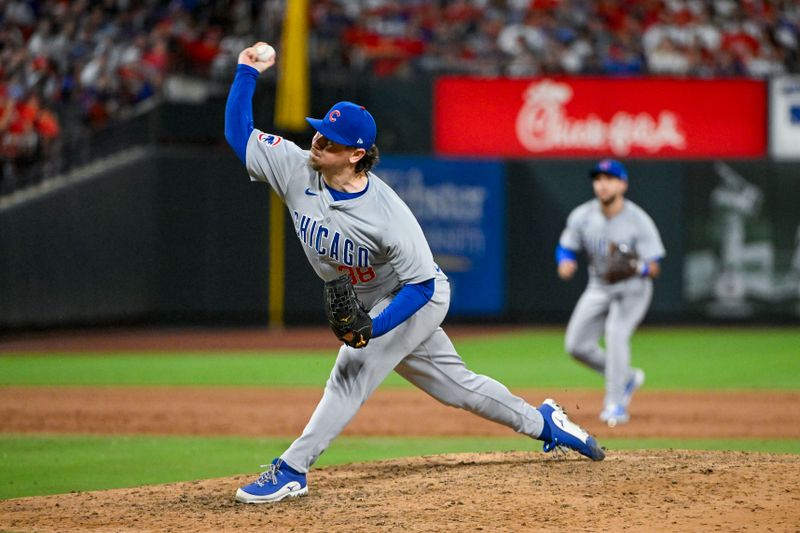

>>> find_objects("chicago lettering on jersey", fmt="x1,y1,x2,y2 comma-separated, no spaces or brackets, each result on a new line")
293,211,370,268
586,236,634,256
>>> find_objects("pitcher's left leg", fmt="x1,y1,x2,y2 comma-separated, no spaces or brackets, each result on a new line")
395,328,604,461
396,328,543,437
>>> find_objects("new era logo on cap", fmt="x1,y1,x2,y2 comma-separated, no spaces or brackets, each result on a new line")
306,102,377,148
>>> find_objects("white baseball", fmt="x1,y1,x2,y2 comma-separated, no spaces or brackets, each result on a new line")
255,44,275,62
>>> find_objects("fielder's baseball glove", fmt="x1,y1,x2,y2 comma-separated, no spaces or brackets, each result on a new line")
604,242,640,283
324,274,372,348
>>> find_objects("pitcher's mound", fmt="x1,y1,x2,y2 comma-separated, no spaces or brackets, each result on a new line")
2,450,799,532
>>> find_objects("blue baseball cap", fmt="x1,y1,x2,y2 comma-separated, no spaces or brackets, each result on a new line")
305,101,377,148
589,159,628,181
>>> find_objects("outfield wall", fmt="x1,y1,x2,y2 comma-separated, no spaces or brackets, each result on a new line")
2,146,798,328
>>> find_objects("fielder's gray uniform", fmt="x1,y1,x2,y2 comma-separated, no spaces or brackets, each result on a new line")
559,199,665,408
246,129,545,473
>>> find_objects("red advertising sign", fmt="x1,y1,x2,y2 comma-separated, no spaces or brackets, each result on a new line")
435,77,766,158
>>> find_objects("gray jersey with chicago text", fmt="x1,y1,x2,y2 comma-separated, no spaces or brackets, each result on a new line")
560,197,665,410
245,129,447,310
240,128,549,474
559,199,665,283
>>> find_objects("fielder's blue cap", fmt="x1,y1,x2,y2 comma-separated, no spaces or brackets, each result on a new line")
306,101,377,148
590,159,628,181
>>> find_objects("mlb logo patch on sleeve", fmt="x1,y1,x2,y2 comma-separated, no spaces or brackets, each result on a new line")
258,132,283,146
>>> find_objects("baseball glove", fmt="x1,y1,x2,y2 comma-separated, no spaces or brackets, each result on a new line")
604,242,640,283
324,274,372,348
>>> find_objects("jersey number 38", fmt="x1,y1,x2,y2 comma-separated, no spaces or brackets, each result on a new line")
338,265,376,284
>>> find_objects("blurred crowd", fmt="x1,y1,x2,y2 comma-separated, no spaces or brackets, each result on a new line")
309,0,800,78
1,0,799,192
0,0,247,191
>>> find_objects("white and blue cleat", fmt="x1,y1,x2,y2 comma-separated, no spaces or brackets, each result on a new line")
601,368,646,427
622,368,645,407
235,458,308,503
599,404,629,427
539,399,605,461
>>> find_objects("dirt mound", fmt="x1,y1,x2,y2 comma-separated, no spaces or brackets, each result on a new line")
2,450,798,532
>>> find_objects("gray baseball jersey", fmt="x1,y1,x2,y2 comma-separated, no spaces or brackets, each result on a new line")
246,130,447,309
559,198,665,410
559,199,665,284
245,129,545,472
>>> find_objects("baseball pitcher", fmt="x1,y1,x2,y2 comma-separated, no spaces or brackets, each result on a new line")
225,43,605,504
556,159,665,426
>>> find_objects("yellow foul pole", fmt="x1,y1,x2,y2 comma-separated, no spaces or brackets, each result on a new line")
268,0,310,329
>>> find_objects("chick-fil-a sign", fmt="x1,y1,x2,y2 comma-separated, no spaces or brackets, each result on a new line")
434,77,766,158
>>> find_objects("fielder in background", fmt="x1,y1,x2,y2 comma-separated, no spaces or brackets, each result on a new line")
556,159,665,427
225,42,605,504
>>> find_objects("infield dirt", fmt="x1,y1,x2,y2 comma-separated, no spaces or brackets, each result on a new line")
2,327,799,531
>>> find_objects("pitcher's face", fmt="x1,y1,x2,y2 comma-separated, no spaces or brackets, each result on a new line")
309,132,364,173
309,132,353,172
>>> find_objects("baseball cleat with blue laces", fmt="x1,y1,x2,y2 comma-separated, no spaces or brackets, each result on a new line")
235,458,308,504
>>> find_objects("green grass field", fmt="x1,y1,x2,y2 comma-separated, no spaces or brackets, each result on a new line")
1,327,798,499
2,328,798,389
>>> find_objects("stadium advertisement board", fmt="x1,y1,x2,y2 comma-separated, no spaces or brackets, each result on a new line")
378,156,505,315
683,161,800,320
770,75,800,160
435,77,766,158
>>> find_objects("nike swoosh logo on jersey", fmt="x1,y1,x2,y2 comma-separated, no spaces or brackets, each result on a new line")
305,188,318,196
